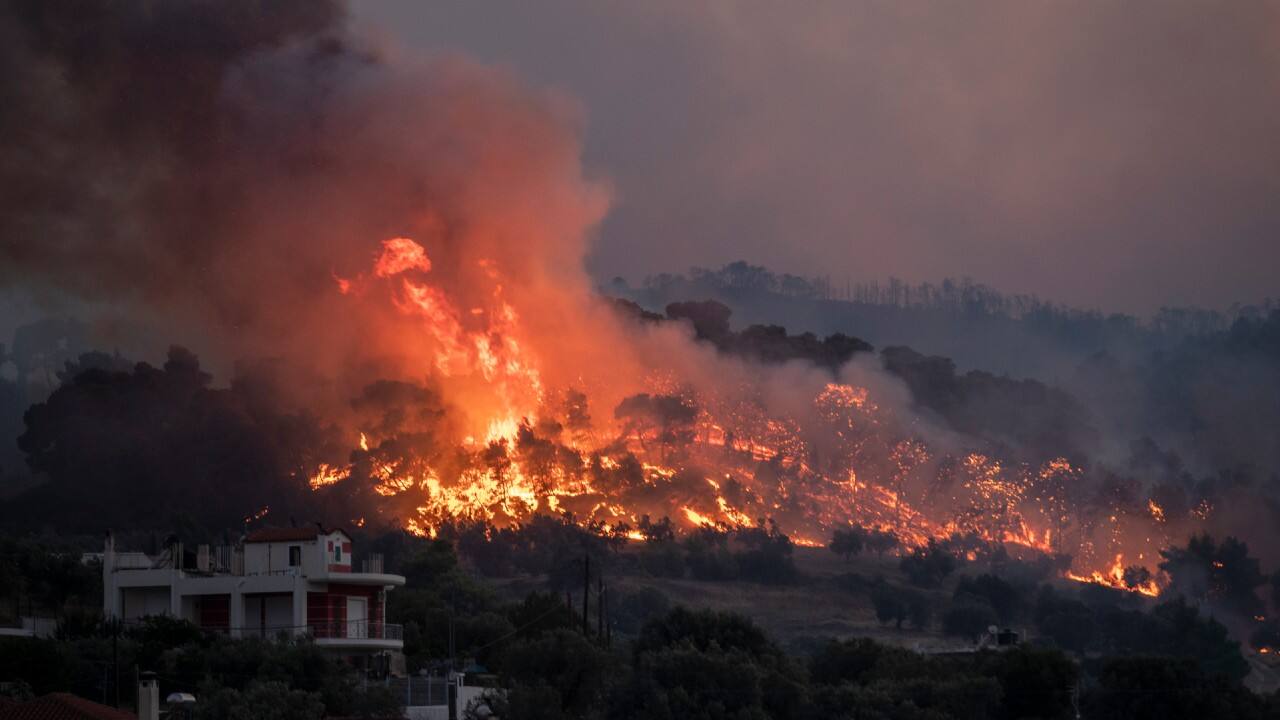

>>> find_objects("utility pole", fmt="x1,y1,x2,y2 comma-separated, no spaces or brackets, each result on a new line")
597,575,604,639
581,554,590,635
112,619,120,708
447,585,456,672
447,584,458,720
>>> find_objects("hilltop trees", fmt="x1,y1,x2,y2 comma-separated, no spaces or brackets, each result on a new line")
1159,534,1265,616
942,599,999,642
1085,657,1276,720
0,536,100,622
10,347,343,534
613,394,697,461
954,574,1024,625
495,629,616,719
870,582,931,631
806,637,1079,720
829,528,864,561
611,297,875,372
611,608,805,720
680,523,802,585
865,529,901,558
829,525,900,562
899,540,957,588
2,527,1275,720
880,345,1096,459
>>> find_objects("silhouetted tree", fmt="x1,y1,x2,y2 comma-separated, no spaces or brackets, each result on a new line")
1159,534,1264,616
900,540,957,588
828,527,865,561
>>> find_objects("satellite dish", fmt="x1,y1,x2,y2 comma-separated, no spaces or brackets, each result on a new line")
987,625,998,635
166,693,197,705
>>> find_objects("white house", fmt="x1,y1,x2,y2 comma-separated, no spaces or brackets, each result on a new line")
101,526,405,656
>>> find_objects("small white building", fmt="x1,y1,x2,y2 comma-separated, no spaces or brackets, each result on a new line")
101,526,405,655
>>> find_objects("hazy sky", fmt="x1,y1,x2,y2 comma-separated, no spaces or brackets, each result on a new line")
356,1,1280,313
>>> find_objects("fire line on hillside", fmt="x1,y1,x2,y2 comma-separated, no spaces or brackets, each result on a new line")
299,237,1179,598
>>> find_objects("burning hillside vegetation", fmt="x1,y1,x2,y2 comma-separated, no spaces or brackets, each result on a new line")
296,236,1175,597
0,0,1218,599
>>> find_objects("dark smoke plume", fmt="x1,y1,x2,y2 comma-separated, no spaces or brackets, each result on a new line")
0,0,346,304
0,0,610,386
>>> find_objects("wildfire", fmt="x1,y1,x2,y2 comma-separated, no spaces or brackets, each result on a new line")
308,463,347,489
1065,554,1161,597
374,237,432,277
683,507,715,526
297,235,1205,599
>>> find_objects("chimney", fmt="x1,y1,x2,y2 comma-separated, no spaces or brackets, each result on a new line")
138,671,159,720
103,531,115,619
104,530,115,571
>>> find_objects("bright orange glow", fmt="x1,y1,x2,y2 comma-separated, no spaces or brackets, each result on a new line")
683,507,714,526
374,237,432,277
299,235,1200,598
308,463,348,489
1065,554,1160,597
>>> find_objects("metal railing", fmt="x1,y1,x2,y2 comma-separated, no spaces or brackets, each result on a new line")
309,619,403,641
192,621,404,641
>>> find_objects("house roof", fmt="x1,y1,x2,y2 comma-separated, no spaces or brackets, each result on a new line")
243,527,322,543
0,693,136,720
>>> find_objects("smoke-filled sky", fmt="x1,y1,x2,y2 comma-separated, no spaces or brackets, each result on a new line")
357,0,1280,314
2,0,1279,584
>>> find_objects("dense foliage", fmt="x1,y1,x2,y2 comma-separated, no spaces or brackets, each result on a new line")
4,529,1280,719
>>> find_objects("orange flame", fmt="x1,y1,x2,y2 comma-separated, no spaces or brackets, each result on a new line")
301,236,1195,598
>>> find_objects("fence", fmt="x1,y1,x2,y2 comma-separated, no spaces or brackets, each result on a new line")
309,619,403,641
386,676,453,707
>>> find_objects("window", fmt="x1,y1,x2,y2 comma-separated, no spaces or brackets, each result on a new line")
334,544,342,562
288,545,301,567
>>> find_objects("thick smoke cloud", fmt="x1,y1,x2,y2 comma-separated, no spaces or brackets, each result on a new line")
362,1,1280,313
4,0,1280,603
0,0,614,392
0,1,344,301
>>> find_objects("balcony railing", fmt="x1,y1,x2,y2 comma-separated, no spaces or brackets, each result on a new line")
310,620,403,641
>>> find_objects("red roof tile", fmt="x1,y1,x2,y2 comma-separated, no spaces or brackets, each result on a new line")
0,693,136,720
243,527,321,543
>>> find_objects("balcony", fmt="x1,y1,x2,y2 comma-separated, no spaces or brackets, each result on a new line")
310,619,403,650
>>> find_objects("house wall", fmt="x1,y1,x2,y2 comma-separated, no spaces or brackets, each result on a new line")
120,587,170,621
306,584,384,637
307,590,345,636
242,532,350,576
323,531,353,572
103,534,400,649
243,539,319,576
327,584,384,628
243,593,295,636
197,594,230,631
